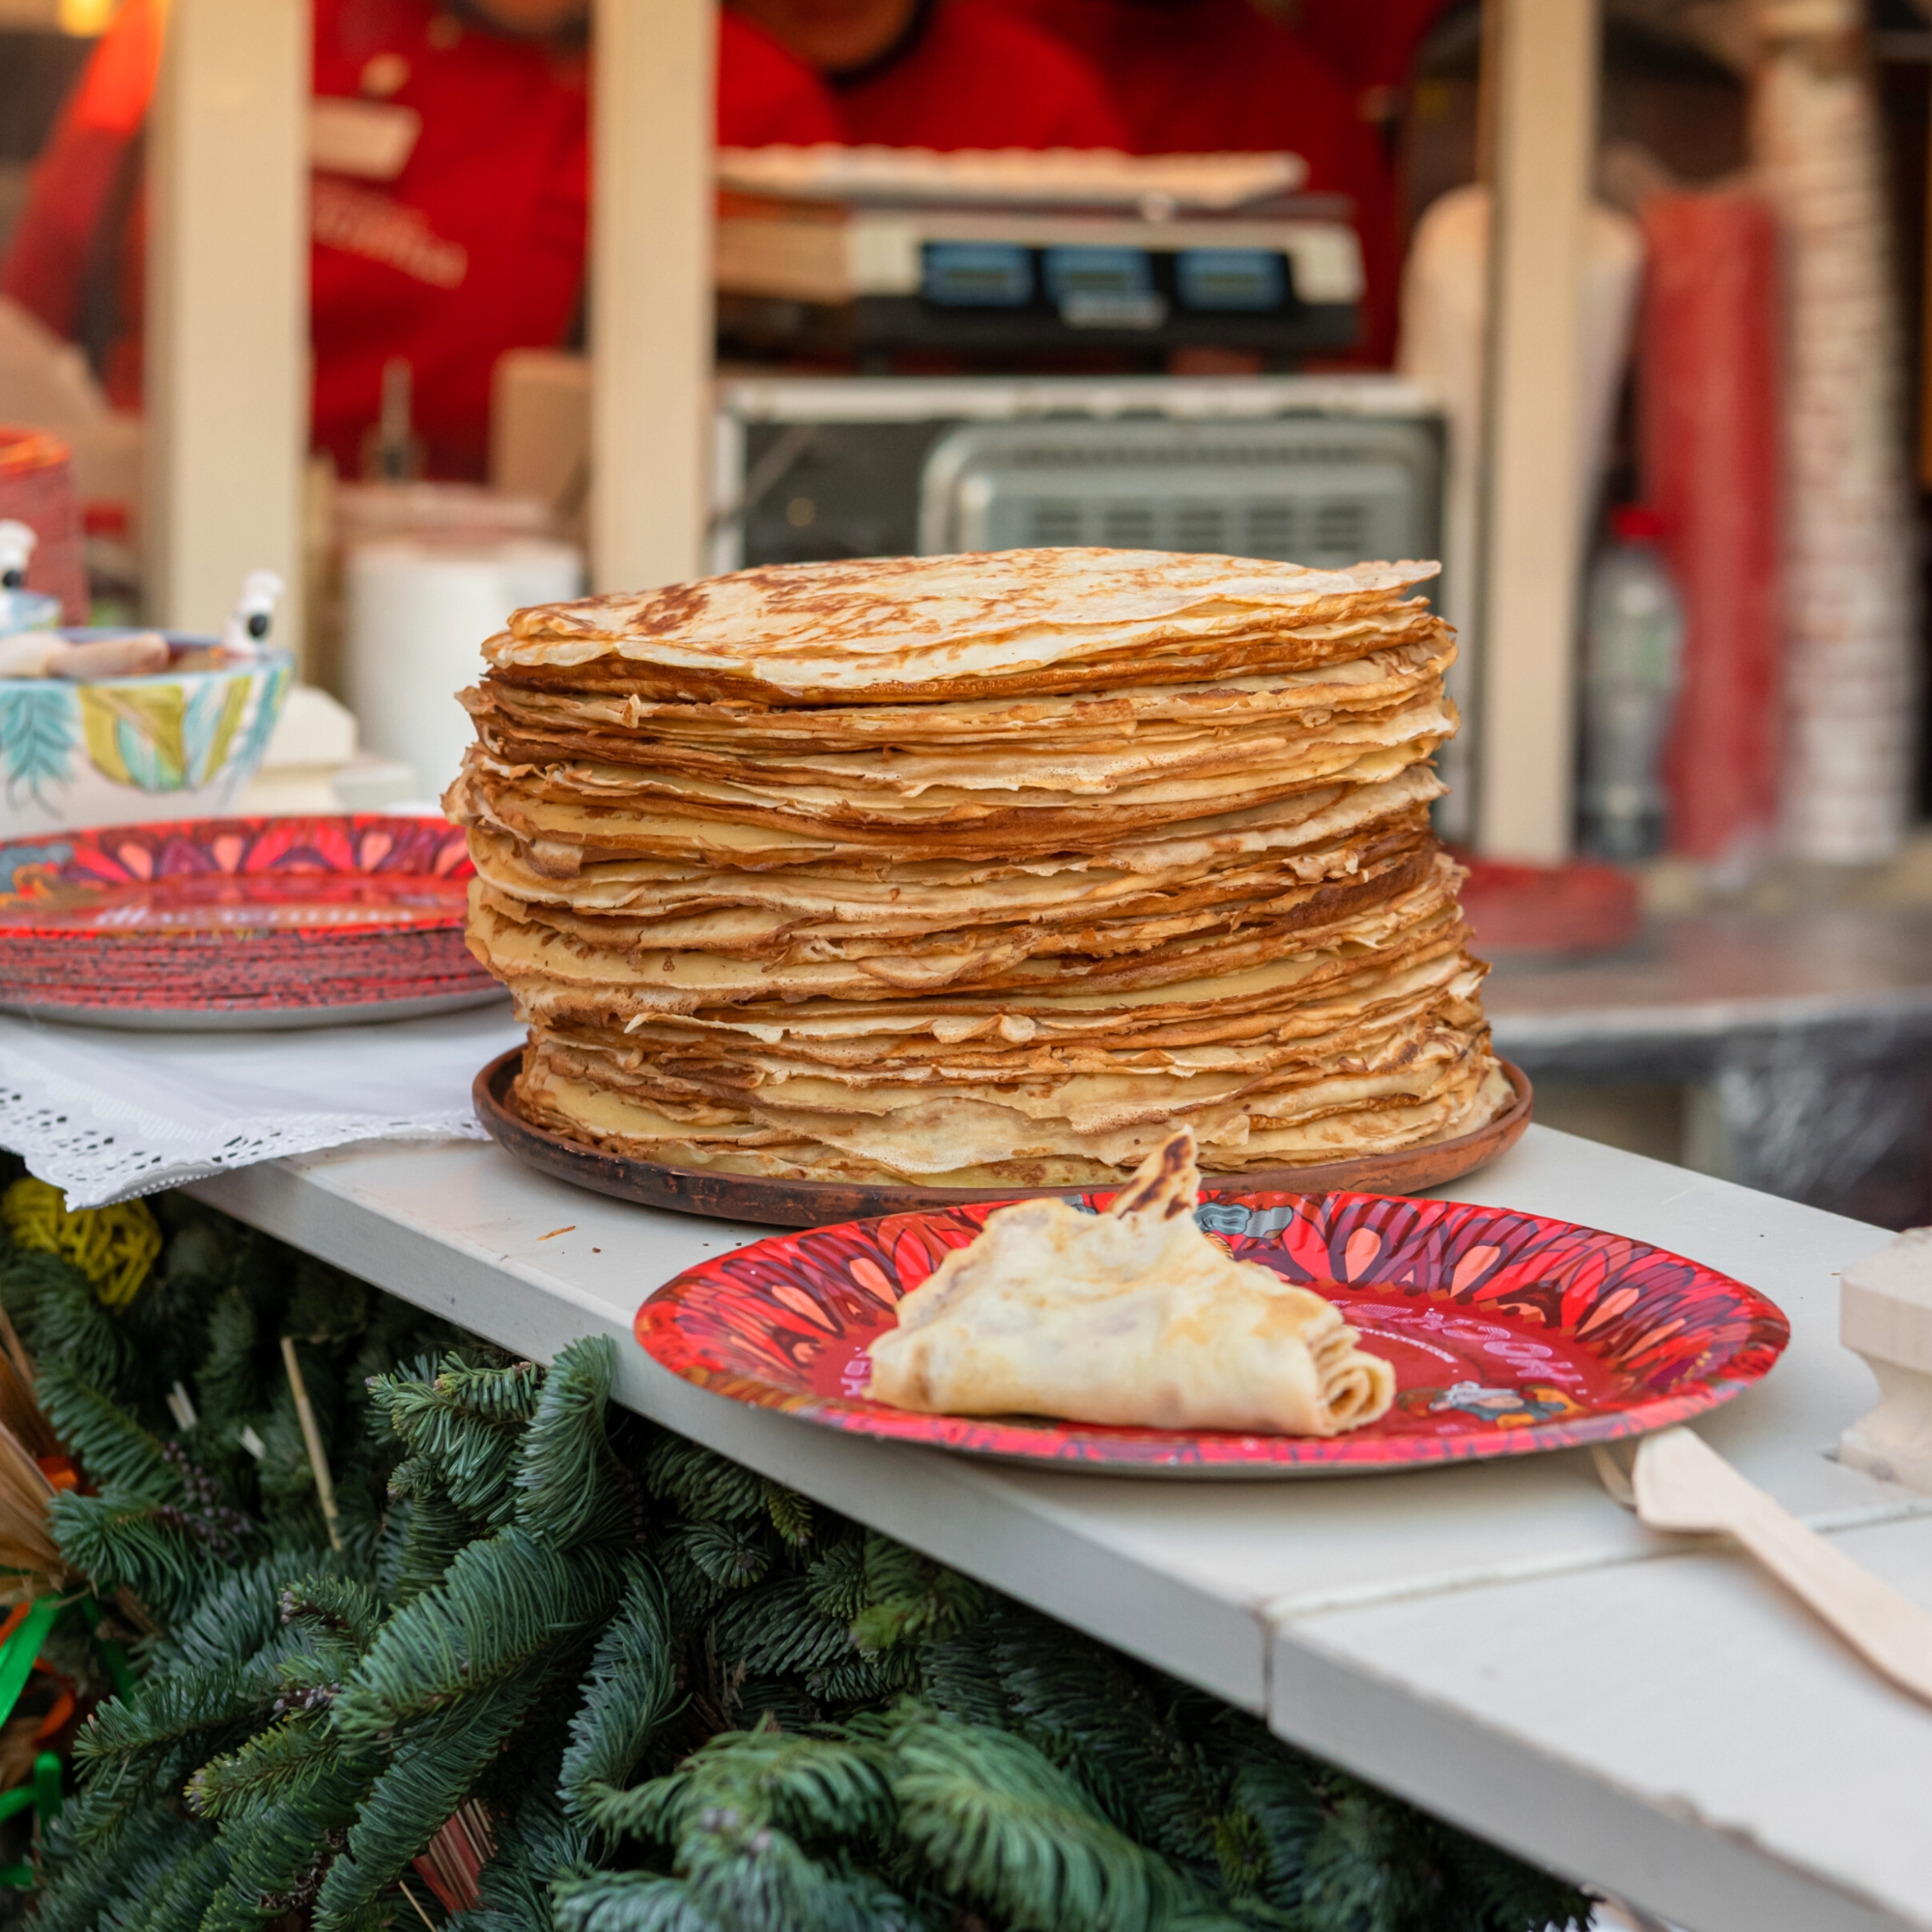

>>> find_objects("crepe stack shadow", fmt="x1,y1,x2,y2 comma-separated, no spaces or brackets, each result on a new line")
448,548,1514,1187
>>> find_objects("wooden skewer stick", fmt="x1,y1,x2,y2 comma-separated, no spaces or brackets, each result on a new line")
279,1336,342,1553
0,1302,38,1393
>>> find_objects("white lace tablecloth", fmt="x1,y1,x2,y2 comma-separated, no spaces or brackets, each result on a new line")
0,1003,522,1208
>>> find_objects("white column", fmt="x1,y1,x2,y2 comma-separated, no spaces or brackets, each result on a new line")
590,0,715,593
1473,0,1599,862
144,0,309,652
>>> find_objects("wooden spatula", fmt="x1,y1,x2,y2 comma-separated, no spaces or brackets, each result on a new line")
1630,1426,1932,1707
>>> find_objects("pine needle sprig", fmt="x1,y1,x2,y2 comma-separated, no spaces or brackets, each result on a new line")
384,1462,486,1606
714,1573,853,1681
35,1365,183,1501
512,1337,635,1553
95,1828,229,1932
886,1706,1166,1932
669,1519,773,1595
314,1666,549,1927
186,1710,378,1822
991,1608,1229,1880
331,1529,626,1739
559,1559,678,1822
606,1719,895,1853
552,1870,716,1932
641,1436,764,1524
28,1804,205,1932
72,1660,269,1772
449,1791,594,1932
140,1549,326,1676
762,1481,813,1548
1,1247,134,1400
48,1490,220,1620
371,1354,542,1530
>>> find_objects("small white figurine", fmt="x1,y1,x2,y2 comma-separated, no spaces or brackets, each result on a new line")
0,520,36,591
223,568,286,658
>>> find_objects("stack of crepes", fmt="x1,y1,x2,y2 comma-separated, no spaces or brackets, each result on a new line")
449,549,1512,1187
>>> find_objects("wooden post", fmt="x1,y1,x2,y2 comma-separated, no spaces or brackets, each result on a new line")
590,0,714,593
144,0,309,653
1473,0,1598,861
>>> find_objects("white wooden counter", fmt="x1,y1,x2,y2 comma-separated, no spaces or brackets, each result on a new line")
189,1125,1932,1932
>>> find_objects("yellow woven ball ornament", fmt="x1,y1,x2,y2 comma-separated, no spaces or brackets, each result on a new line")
1,1178,162,1308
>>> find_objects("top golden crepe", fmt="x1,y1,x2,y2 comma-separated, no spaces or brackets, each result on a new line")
867,1127,1395,1435
450,548,1512,1186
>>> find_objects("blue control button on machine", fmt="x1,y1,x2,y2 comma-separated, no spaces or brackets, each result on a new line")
1177,248,1287,312
922,243,1036,307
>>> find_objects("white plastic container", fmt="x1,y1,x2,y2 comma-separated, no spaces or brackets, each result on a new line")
341,537,582,802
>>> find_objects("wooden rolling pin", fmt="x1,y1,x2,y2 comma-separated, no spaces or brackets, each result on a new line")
0,632,172,680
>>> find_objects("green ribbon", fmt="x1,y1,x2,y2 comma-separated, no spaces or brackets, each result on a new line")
0,1597,61,1736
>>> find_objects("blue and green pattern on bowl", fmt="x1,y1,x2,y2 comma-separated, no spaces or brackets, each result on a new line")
0,634,293,838
0,589,63,637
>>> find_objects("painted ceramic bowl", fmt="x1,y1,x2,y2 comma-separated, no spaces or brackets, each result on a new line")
0,589,62,636
0,634,292,838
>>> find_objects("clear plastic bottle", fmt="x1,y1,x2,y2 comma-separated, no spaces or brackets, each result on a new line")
1578,505,1685,860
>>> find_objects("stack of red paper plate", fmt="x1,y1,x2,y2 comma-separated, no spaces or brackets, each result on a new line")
0,815,499,1029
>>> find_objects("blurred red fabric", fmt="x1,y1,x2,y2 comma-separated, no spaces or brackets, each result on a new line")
0,429,89,624
1639,191,1783,862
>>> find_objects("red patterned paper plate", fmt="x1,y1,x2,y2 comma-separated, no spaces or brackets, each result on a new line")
0,814,501,1028
637,1191,1790,1476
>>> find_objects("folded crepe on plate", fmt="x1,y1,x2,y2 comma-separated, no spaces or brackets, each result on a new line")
865,1127,1395,1435
449,547,1511,1186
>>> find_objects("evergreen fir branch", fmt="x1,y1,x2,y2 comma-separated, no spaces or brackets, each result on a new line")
141,1549,325,1677
1223,1752,1327,1915
604,1721,894,1851
806,1534,871,1624
850,1535,987,1658
333,1528,625,1739
193,1284,263,1441
887,1708,1163,1932
714,1573,853,1680
762,1481,813,1548
513,1336,633,1552
99,1831,230,1932
385,1462,485,1605
31,1803,204,1932
314,1665,548,1926
73,1660,268,1771
641,1436,764,1524
991,1609,1228,1879
283,1573,386,1654
36,1363,181,1499
553,1871,716,1932
186,1711,378,1822
211,1737,370,1929
48,1489,219,1618
918,1621,1014,1733
668,1519,772,1594
559,1559,677,1821
679,1813,901,1932
285,1254,372,1347
1,1246,134,1399
372,1353,541,1529
1294,1780,1442,1932
450,1793,595,1932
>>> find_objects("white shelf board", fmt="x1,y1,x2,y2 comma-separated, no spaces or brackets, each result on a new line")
187,1122,1932,1931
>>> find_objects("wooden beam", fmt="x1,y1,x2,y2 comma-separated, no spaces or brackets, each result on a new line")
144,0,309,652
590,0,714,593
1474,0,1598,862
